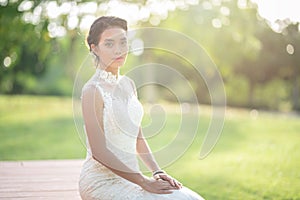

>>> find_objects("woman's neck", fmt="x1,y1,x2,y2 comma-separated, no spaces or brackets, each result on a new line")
98,67,119,78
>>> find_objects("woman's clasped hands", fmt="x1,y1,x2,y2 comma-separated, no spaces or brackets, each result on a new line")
140,172,183,194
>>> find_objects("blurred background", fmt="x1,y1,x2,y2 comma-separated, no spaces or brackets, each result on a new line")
1,0,300,199
1,0,299,110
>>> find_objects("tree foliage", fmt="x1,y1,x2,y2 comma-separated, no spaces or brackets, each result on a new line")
0,0,299,110
0,1,53,93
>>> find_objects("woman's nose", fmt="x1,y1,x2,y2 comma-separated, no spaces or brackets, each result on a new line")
114,44,127,55
114,45,122,55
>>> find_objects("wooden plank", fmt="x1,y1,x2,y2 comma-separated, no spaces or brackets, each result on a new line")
0,159,83,200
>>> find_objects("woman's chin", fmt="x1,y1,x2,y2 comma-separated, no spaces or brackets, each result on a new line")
112,61,125,68
106,64,123,70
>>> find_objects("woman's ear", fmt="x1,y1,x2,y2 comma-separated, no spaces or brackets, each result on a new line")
91,44,99,56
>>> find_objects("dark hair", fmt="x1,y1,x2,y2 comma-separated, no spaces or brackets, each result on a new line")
87,16,128,52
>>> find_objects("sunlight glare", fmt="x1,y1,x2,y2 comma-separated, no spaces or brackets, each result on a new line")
18,0,33,12
149,16,161,26
0,0,8,6
211,0,221,6
251,0,300,23
3,56,11,68
80,15,96,31
212,18,222,28
139,7,151,22
220,6,230,16
48,22,66,38
79,2,97,14
237,0,247,9
60,2,72,15
67,15,79,30
47,1,60,19
286,44,294,55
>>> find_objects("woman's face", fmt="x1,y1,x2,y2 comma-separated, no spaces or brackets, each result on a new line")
92,27,128,70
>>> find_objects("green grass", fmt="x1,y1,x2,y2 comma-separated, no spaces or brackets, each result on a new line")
0,95,85,159
0,95,299,199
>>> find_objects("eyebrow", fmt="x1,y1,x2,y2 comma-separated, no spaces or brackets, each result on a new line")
104,39,114,42
104,37,127,42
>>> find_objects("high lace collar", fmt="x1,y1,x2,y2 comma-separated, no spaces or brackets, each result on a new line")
96,68,119,84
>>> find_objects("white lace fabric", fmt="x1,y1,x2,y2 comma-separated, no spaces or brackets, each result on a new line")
79,69,204,200
96,68,119,84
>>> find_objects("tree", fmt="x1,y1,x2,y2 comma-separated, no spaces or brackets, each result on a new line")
0,1,53,94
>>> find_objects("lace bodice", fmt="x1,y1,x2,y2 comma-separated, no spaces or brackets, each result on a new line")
82,69,144,171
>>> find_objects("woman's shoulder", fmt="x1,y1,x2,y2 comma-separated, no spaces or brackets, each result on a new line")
81,83,105,104
82,81,100,92
81,77,105,98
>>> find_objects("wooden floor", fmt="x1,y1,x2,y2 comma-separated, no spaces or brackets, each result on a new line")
0,159,83,200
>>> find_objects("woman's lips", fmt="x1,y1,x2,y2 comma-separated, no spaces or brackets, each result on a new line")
114,56,124,61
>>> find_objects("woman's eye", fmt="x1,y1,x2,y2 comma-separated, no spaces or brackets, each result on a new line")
121,41,128,47
105,42,114,48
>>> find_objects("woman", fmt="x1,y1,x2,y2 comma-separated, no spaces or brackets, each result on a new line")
79,16,204,200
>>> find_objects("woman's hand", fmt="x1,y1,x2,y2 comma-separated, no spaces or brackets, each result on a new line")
153,172,182,190
140,176,178,194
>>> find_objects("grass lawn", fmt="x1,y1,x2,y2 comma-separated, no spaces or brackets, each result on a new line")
0,95,299,199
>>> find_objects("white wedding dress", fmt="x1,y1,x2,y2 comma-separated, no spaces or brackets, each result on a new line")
79,69,204,200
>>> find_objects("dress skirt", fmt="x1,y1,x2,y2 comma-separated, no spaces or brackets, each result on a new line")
79,157,204,200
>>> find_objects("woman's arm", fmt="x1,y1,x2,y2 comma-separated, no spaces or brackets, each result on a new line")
136,129,182,189
82,85,176,194
136,128,160,172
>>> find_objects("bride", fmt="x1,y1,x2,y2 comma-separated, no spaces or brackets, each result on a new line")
79,16,204,200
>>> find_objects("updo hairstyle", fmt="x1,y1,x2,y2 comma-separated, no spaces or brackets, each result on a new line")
87,16,127,51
